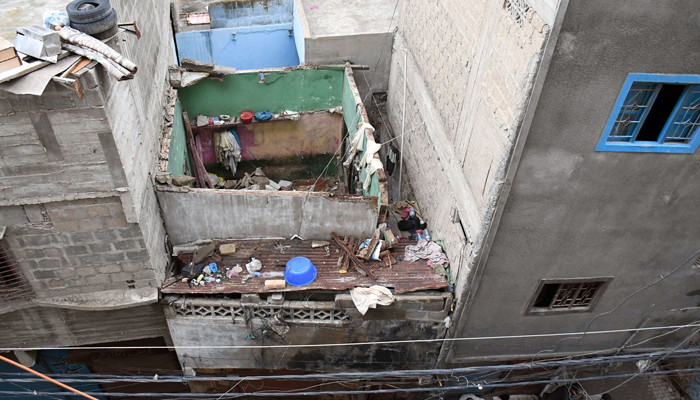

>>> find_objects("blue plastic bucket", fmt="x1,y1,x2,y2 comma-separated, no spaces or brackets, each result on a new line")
285,257,317,286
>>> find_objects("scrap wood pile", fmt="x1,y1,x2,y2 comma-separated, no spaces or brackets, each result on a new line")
331,224,400,279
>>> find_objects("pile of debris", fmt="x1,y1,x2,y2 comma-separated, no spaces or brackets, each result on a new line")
331,224,400,278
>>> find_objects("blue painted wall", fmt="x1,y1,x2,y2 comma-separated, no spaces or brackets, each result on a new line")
176,24,300,70
292,0,305,62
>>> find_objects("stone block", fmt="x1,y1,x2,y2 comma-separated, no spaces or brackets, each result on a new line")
65,245,88,256
32,270,57,280
89,243,113,253
93,230,117,241
219,243,236,255
117,224,142,239
37,258,65,269
97,264,122,274
114,240,137,251
70,232,94,244
126,249,149,261
102,252,125,263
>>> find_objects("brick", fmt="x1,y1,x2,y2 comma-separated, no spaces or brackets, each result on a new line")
37,258,64,269
48,279,66,288
32,270,57,279
114,240,137,251
55,269,77,279
43,248,63,258
117,226,142,239
75,267,97,277
78,219,106,231
105,216,128,228
70,232,95,243
97,264,122,274
22,248,45,259
65,245,89,256
93,230,117,241
102,252,125,263
23,234,55,247
126,249,149,261
87,275,111,285
121,262,146,272
86,205,112,217
52,221,79,232
89,243,113,253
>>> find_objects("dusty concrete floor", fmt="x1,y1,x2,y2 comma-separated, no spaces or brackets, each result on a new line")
300,0,397,37
0,0,67,41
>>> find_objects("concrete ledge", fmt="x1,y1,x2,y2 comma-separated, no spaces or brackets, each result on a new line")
33,287,158,311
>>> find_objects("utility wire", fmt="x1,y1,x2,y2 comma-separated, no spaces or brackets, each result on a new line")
4,366,700,398
4,347,700,385
5,322,700,351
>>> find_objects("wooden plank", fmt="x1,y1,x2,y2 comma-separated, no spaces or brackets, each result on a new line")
331,232,376,280
0,51,71,84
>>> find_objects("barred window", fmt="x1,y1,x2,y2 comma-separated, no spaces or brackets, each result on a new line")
527,278,610,315
597,74,700,153
0,227,33,302
504,0,530,27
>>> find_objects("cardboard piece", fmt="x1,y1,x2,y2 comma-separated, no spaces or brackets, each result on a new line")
0,37,17,62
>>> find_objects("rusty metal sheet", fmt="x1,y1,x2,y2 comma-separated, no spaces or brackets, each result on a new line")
162,239,448,294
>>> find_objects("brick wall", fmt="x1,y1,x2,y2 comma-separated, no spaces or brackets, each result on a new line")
386,0,549,290
101,0,174,281
1,198,156,300
0,82,115,205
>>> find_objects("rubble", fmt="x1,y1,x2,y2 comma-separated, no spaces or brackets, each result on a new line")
172,175,196,187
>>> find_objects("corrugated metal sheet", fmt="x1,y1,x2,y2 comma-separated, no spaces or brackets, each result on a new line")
162,239,448,294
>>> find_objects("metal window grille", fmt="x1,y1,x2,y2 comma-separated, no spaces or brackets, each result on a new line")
0,240,33,302
504,0,530,27
664,85,700,143
549,282,602,310
528,279,609,314
609,83,658,142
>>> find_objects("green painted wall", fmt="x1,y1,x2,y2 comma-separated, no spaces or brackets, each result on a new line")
178,69,344,117
341,71,382,206
168,99,191,177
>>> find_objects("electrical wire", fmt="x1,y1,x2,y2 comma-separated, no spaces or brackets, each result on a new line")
5,322,700,352
4,347,700,386
3,366,700,398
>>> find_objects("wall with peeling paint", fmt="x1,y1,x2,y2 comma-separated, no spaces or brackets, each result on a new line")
177,68,344,118
175,24,300,70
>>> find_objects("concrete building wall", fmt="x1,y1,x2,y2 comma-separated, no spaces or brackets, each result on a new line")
101,0,174,282
1,198,156,301
448,0,700,362
0,82,117,205
1,303,168,348
386,0,549,293
164,293,450,373
156,188,379,245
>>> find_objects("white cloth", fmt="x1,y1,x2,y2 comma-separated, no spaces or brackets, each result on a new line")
350,285,394,315
363,158,384,191
343,122,374,167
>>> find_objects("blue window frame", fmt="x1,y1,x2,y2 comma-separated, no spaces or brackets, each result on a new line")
596,74,700,153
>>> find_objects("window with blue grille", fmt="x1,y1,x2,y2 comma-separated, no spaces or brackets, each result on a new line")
596,74,700,153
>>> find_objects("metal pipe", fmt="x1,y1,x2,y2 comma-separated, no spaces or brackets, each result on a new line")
398,49,407,200
0,354,100,400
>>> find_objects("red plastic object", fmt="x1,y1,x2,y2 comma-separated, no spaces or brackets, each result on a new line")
401,207,410,219
240,110,254,124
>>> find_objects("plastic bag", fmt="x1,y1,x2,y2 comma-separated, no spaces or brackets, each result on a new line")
43,11,70,30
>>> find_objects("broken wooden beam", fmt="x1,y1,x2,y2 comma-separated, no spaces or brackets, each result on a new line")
358,228,381,261
331,232,376,280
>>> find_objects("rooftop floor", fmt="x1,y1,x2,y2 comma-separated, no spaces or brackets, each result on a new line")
300,0,397,37
0,0,67,41
162,239,448,294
